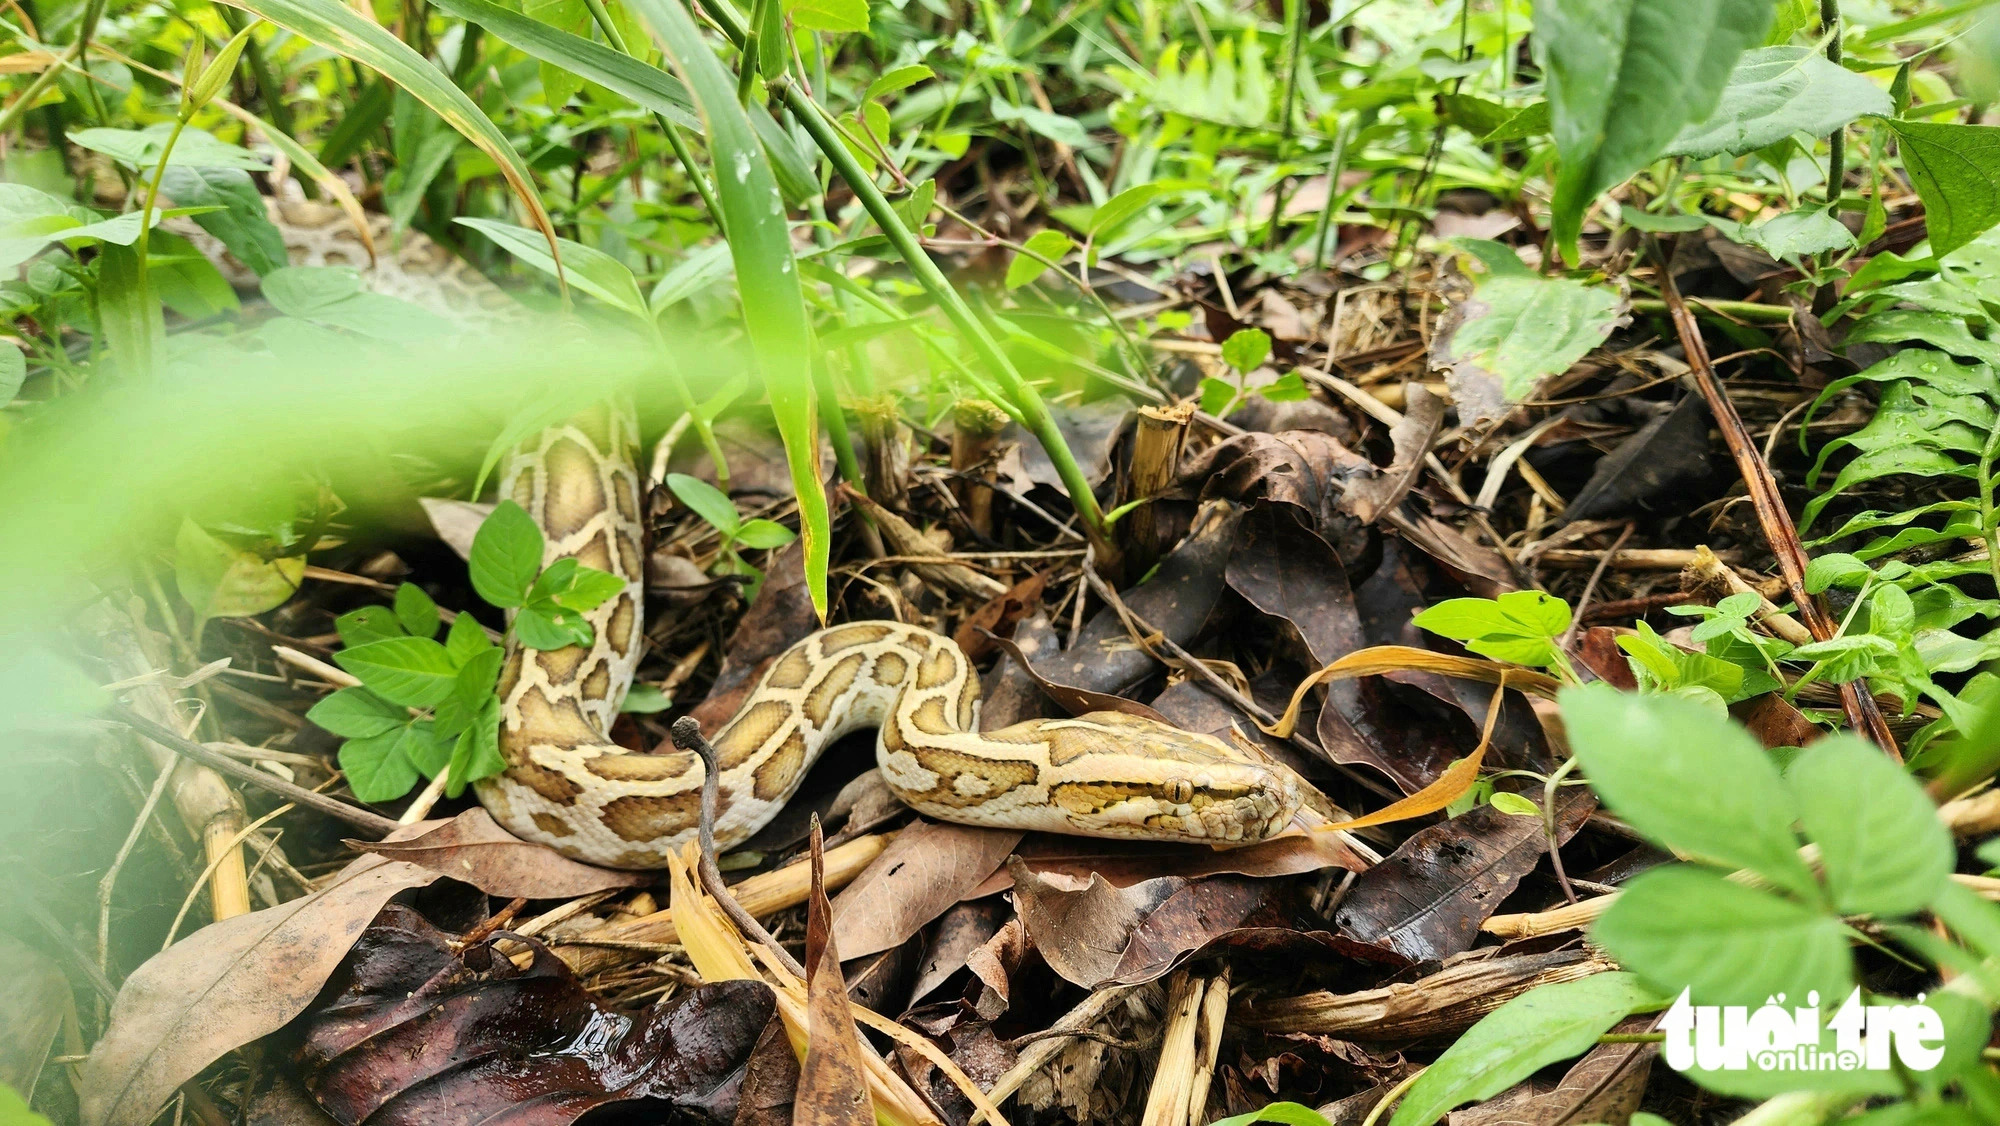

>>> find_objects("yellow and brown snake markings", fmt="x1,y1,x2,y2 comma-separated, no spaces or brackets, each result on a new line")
475,404,1308,868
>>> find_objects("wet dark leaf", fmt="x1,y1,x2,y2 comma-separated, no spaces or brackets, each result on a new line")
1345,385,1446,524
1333,786,1596,962
1563,395,1716,523
299,904,770,1126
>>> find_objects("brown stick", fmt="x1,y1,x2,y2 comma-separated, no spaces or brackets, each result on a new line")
1117,402,1194,575
670,716,809,979
111,706,401,837
1650,240,1900,760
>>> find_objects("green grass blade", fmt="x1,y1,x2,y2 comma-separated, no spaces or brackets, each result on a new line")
625,0,830,621
426,0,700,129
215,0,564,282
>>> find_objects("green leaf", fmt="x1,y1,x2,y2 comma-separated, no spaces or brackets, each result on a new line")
1387,973,1659,1126
445,695,505,796
1788,735,1953,916
1883,120,2000,257
159,166,288,277
428,0,699,128
338,722,426,801
1005,228,1074,290
469,499,545,609
94,243,162,378
1258,372,1311,402
306,686,408,739
69,125,270,170
865,64,933,102
1199,377,1238,418
1220,328,1272,374
1413,593,1571,668
444,611,496,664
1532,0,1774,261
333,636,460,708
549,564,629,611
173,520,305,623
1088,182,1174,240
335,605,406,647
649,242,735,310
620,682,673,713
393,583,441,639
1667,47,1892,159
456,218,647,316
1437,94,1550,142
784,0,868,32
989,99,1091,148
667,472,741,535
1487,792,1540,816
0,1081,54,1126
1594,866,1851,1008
437,645,504,739
1210,1103,1333,1126
733,518,797,551
0,342,22,404
1433,273,1622,423
630,0,830,623
513,604,586,650
1560,684,1816,895
524,0,590,108
1737,209,1858,262
261,266,449,341
221,0,563,267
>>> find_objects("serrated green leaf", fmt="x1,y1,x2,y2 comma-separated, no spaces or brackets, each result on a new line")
1533,0,1773,261
1667,47,1891,159
335,605,406,648
1788,735,1953,916
446,696,505,796
1560,684,1816,895
1884,120,2000,257
333,636,460,708
306,686,407,738
1387,973,1659,1126
393,583,440,639
1593,866,1851,1008
338,722,425,801
469,499,544,609
1220,328,1272,374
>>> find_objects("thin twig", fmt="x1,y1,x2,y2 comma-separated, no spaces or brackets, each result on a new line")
1648,238,1899,759
111,705,400,836
100,759,177,972
1559,523,1633,651
669,716,808,979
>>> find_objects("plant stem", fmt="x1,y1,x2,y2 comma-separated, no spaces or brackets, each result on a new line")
1310,116,1352,271
1822,0,1844,205
770,77,1112,546
131,113,190,328
579,0,726,228
1263,0,1306,251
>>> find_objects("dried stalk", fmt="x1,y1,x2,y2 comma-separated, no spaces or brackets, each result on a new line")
951,399,1011,539
1650,239,1898,757
1117,402,1193,576
1139,970,1207,1126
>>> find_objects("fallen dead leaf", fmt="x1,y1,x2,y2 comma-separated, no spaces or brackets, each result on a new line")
953,570,1049,663
1332,786,1596,962
1009,860,1182,988
1344,384,1446,524
800,824,874,1126
966,830,1363,899
351,808,648,898
0,931,73,1099
910,898,1010,1006
79,854,438,1126
830,820,1022,959
300,904,771,1125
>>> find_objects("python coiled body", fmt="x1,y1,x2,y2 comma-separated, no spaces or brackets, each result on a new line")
474,406,1305,868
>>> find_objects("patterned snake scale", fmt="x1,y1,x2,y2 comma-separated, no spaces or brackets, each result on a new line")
475,405,1307,868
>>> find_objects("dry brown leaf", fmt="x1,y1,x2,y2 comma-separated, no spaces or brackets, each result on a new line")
800,823,874,1126
830,820,1022,959
965,829,1363,899
1009,859,1181,987
0,931,72,1099
351,808,648,898
1344,384,1446,524
78,855,437,1126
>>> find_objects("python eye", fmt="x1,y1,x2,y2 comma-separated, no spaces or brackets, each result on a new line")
1164,779,1194,804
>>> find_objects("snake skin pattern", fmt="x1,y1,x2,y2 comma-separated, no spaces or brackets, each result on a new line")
473,405,1306,867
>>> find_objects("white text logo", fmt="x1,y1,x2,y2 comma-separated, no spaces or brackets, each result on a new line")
1660,988,1944,1073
